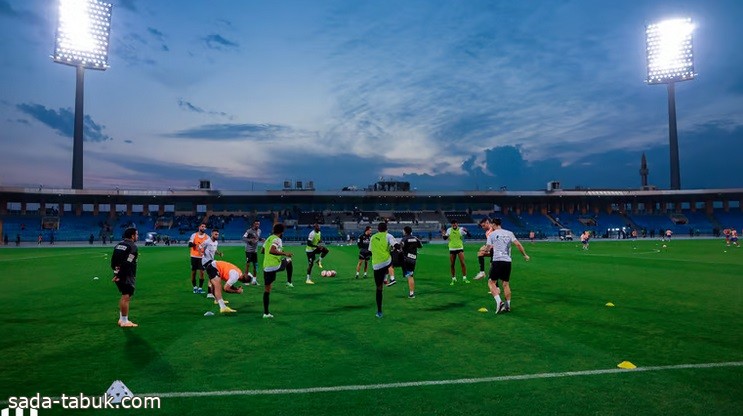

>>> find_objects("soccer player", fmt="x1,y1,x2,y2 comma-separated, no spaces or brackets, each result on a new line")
355,226,372,279
399,226,422,298
305,223,329,284
731,229,740,247
111,227,139,328
442,219,469,285
370,222,397,318
664,229,673,241
199,229,223,298
188,223,209,294
242,220,262,285
529,230,536,243
205,260,253,313
580,231,590,250
485,218,530,314
261,223,294,318
475,218,495,279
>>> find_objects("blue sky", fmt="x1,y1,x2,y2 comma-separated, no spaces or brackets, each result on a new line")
1,0,742,191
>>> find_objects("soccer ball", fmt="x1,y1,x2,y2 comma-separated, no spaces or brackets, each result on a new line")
662,244,667,248
321,270,328,277
330,270,337,277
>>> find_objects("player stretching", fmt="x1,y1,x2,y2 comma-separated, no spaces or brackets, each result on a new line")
475,218,495,279
111,228,139,327
485,218,530,314
188,223,208,293
442,220,469,285
356,226,372,279
370,222,397,318
261,223,294,318
242,220,262,285
305,223,329,284
205,260,253,313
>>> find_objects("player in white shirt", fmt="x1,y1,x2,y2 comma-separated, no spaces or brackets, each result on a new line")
485,218,530,314
199,228,223,299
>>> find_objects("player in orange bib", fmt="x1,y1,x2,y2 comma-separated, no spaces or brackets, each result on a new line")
205,260,254,313
188,223,209,294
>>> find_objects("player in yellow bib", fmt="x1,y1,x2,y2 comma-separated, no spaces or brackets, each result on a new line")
261,223,294,318
442,219,469,285
370,222,397,318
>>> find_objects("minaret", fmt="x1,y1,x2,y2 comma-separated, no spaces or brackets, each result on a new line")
640,153,649,188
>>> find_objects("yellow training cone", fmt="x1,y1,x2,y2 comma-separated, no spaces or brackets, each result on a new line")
617,361,636,369
605,302,615,307
478,307,488,313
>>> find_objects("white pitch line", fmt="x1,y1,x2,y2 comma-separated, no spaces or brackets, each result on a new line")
1,361,740,405
0,251,104,262
148,361,743,399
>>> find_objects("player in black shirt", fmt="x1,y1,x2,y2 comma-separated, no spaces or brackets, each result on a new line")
111,227,139,327
355,226,372,279
399,226,422,298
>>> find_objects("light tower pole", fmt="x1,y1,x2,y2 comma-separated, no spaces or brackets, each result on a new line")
53,0,113,189
645,18,695,190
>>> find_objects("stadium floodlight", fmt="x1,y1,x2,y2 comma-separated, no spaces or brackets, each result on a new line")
645,17,696,190
52,0,113,189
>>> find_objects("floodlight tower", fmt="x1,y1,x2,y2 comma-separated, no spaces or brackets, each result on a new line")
645,18,695,190
53,0,112,189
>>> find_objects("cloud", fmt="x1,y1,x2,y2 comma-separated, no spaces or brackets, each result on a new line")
16,103,113,142
0,0,43,26
167,123,294,140
177,99,231,118
147,27,165,41
124,140,133,144
202,34,239,50
0,0,17,17
115,0,138,13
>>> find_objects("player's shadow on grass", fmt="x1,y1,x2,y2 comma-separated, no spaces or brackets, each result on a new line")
423,301,467,311
123,330,177,378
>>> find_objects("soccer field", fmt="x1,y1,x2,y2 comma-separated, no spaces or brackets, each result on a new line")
1,239,741,415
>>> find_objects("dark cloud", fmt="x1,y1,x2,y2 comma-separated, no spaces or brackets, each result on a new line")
13,118,29,125
0,0,43,26
16,103,113,142
147,27,165,40
405,122,743,191
115,0,138,13
202,34,239,50
177,99,230,118
167,123,289,140
0,0,17,17
177,99,205,114
124,140,133,144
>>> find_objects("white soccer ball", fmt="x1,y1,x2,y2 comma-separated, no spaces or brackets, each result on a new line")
330,270,337,277
321,270,328,277
662,244,667,248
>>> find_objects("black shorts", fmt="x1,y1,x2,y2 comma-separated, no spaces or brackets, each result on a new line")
190,257,204,271
489,261,512,282
115,279,135,296
264,270,277,286
206,262,219,279
263,259,289,286
245,252,258,264
449,249,464,256
373,267,388,286
402,258,417,275
358,249,371,261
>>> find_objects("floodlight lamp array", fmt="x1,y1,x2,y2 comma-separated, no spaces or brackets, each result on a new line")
53,0,112,70
645,18,695,84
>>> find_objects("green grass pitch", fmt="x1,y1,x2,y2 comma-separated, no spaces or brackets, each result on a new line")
0,239,741,415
